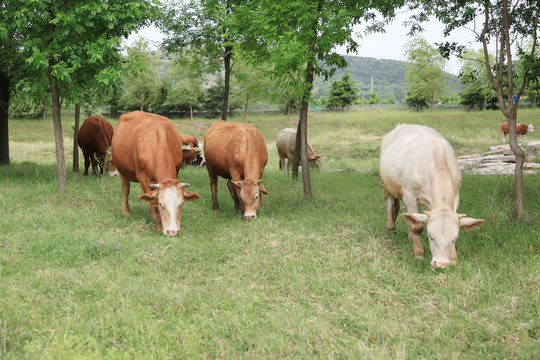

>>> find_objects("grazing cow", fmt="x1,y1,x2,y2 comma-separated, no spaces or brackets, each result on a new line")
181,149,201,166
77,116,119,177
180,134,200,148
501,121,534,143
204,120,269,219
276,128,324,172
111,111,200,236
379,124,484,269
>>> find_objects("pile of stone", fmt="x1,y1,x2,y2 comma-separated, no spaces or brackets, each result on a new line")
458,141,540,175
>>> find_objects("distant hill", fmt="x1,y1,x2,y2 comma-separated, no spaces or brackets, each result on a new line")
313,55,462,102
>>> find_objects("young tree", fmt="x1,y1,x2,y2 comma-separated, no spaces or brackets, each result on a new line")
326,71,359,111
404,37,447,112
459,49,498,110
411,0,539,218
158,0,238,121
233,0,403,197
119,38,161,112
1,0,157,193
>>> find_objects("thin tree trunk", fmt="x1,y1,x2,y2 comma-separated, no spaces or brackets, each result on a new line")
287,100,291,119
431,94,434,112
42,102,47,122
242,94,249,119
483,97,487,110
221,44,232,121
0,70,10,165
49,71,67,194
189,104,193,121
72,103,80,172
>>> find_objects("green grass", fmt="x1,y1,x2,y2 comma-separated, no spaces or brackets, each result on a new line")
1,109,539,359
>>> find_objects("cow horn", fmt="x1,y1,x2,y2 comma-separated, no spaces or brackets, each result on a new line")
150,183,160,189
256,180,263,185
457,213,467,219
181,183,190,188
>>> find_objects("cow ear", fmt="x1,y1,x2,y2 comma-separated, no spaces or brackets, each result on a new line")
232,180,243,189
402,213,429,226
459,217,485,231
259,183,269,195
139,189,158,202
150,183,160,189
182,189,200,201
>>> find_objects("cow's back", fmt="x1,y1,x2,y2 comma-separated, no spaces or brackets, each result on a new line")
112,111,183,183
379,124,461,206
204,120,268,179
78,116,114,154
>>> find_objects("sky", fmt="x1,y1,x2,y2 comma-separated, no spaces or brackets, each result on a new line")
127,10,484,76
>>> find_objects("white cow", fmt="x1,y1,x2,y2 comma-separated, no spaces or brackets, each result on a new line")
379,124,484,269
276,128,324,172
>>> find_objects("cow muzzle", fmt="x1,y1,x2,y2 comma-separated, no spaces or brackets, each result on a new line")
165,229,179,237
431,260,450,269
244,212,257,220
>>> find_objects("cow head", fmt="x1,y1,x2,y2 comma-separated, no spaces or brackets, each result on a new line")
402,210,484,269
308,154,324,169
103,151,119,177
95,151,119,177
528,124,535,134
231,179,269,220
139,180,200,236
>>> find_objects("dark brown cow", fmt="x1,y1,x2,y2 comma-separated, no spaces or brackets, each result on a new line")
204,120,269,219
77,116,118,177
111,111,200,236
501,121,534,143
180,134,199,148
181,149,201,166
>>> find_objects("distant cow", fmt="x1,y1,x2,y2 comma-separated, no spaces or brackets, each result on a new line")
204,120,269,219
180,134,199,148
379,124,484,269
191,153,206,167
276,128,324,172
111,111,200,236
77,116,119,177
501,121,534,143
181,149,201,166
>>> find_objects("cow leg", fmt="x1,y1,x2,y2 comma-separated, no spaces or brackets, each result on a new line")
121,177,131,216
209,172,220,211
384,191,399,233
403,194,424,259
502,133,506,144
227,180,243,213
279,155,286,172
82,151,91,176
91,155,98,176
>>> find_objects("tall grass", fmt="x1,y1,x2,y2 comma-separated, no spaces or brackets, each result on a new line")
0,109,539,359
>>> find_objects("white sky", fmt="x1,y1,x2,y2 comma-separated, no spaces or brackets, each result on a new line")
127,11,485,75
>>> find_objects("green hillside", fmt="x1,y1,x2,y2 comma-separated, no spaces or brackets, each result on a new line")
313,55,462,102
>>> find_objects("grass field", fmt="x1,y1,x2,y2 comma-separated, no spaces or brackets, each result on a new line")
1,109,539,359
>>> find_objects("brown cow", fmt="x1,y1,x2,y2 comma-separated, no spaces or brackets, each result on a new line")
181,149,201,166
180,134,199,148
276,128,324,172
501,121,534,143
77,116,119,177
111,111,200,236
204,120,269,220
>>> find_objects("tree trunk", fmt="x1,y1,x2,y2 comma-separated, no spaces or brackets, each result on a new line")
72,103,80,172
483,96,487,110
42,102,47,121
221,44,233,121
189,104,193,121
0,70,10,165
431,93,434,112
49,71,67,194
287,100,291,119
242,94,249,119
